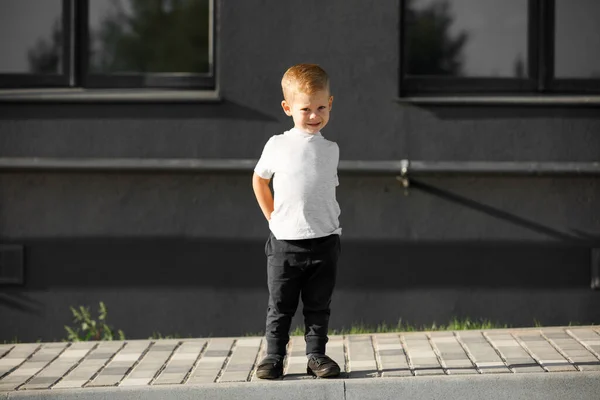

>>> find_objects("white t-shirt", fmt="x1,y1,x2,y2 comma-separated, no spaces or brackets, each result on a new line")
254,128,342,240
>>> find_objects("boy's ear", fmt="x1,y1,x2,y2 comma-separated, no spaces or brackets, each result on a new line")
329,95,333,111
281,100,292,116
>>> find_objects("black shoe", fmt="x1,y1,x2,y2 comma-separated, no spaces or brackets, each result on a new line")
256,355,284,379
307,354,341,378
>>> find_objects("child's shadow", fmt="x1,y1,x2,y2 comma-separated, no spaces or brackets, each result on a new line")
282,371,353,380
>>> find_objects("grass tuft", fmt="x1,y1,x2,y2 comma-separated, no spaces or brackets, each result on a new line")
288,317,509,336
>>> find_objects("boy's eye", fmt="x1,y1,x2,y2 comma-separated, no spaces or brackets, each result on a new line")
301,108,309,111
318,106,326,110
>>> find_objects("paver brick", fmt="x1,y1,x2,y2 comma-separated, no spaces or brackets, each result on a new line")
219,338,261,383
429,335,475,376
0,343,68,391
515,333,576,372
120,342,178,386
86,341,150,387
186,338,233,384
0,346,14,358
546,334,600,371
282,337,306,379
19,343,95,390
348,336,377,378
402,334,444,376
327,336,346,375
484,334,544,373
374,335,412,377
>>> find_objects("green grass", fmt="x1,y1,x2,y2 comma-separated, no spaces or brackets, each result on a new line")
148,332,195,340
287,317,509,336
2,317,593,344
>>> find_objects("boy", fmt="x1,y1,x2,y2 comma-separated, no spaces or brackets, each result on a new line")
252,64,342,379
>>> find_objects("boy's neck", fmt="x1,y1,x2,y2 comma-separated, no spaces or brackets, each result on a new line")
292,126,320,135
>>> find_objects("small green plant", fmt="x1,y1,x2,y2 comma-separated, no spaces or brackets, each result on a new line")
64,302,125,341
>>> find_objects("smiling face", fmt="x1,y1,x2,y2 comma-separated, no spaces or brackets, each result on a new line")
281,89,333,134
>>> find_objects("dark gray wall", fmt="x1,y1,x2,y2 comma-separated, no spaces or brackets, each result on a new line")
1,0,599,342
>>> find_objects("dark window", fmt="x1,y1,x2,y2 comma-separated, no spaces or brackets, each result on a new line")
0,0,70,87
400,0,600,95
0,0,214,90
554,0,600,78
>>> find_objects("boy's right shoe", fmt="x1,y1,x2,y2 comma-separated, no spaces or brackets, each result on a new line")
256,355,284,379
307,354,341,378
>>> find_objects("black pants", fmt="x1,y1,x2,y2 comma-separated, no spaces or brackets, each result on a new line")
264,232,340,356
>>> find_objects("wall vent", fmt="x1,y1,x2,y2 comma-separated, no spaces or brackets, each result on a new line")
0,244,24,285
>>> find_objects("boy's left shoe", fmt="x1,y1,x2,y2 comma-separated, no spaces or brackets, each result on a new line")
307,354,341,378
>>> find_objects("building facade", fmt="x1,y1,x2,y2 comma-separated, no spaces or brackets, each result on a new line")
0,0,599,342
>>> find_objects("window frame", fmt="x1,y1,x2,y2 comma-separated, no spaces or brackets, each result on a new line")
0,0,215,91
399,0,600,97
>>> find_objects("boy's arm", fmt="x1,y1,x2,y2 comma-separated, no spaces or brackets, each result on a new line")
252,172,274,221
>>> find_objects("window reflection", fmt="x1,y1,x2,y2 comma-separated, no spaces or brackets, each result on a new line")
0,0,63,74
88,0,211,74
406,0,527,78
555,0,600,78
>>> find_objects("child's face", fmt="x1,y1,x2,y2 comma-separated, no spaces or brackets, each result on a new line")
281,89,333,134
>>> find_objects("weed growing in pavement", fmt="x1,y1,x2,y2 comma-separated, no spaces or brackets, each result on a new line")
64,302,125,341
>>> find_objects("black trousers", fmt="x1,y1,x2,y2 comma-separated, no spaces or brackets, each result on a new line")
264,232,340,356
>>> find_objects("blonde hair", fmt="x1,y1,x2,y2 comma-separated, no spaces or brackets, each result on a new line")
281,64,330,103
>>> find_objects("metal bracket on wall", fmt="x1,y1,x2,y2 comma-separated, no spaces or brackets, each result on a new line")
396,159,410,195
592,248,600,290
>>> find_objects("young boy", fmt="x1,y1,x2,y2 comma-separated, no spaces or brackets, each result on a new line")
252,64,342,379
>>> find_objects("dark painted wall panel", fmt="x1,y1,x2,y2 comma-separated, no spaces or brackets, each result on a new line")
0,172,598,341
1,239,597,342
0,174,598,242
403,106,600,162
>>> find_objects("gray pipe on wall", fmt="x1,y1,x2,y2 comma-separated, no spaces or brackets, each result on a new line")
0,158,599,176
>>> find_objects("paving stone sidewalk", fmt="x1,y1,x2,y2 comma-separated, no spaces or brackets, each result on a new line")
1,326,599,395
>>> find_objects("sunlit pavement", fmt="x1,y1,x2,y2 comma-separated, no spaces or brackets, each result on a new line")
1,326,599,399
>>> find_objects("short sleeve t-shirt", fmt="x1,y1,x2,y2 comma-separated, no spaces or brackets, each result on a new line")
254,128,342,240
